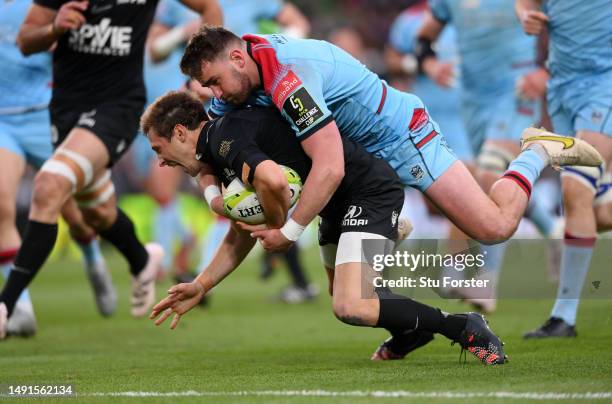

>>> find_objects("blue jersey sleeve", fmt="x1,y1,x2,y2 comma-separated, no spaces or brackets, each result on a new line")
389,12,423,54
208,90,274,117
429,0,452,24
254,0,283,20
155,0,184,27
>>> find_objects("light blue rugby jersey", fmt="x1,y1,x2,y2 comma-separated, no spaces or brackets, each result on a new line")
145,0,284,105
220,0,283,35
389,7,464,137
0,0,52,114
429,0,536,99
543,0,612,84
210,34,426,156
144,0,199,105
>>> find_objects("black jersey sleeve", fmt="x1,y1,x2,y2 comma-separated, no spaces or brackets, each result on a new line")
211,118,271,185
34,0,63,11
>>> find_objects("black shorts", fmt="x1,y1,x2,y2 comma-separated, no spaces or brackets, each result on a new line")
49,97,144,167
318,178,405,246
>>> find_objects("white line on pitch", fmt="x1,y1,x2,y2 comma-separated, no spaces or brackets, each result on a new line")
85,390,612,400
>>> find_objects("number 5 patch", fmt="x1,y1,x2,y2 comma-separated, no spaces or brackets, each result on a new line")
282,87,325,132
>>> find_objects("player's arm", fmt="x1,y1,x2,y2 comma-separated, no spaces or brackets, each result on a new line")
177,0,222,27
247,121,344,251
150,222,255,329
196,163,225,216
415,11,453,87
247,161,291,228
148,9,202,63
515,0,547,35
17,1,87,55
217,119,292,227
276,3,311,38
290,120,344,228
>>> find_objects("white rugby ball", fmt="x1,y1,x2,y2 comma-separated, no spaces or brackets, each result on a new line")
222,165,302,224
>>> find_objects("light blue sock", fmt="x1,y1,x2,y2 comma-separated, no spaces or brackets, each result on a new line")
479,242,507,285
77,238,104,267
198,219,231,273
505,147,548,190
3,265,31,304
551,241,594,325
155,200,180,270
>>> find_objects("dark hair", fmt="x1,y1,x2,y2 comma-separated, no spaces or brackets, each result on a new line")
140,91,208,140
180,25,242,81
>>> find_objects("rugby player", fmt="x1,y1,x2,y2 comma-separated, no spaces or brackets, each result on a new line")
516,0,612,338
176,26,602,359
143,91,508,365
0,0,223,338
413,0,561,315
179,26,600,254
0,0,116,337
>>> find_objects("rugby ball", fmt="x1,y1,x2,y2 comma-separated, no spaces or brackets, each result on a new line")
222,165,302,224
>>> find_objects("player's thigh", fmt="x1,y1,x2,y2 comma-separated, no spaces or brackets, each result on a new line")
570,73,612,138
50,99,143,174
425,160,501,238
15,109,55,169
591,169,612,231
0,148,26,219
0,118,27,201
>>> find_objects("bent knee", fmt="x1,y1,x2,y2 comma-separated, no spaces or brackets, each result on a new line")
474,220,516,244
332,298,376,326
81,203,116,230
32,172,71,209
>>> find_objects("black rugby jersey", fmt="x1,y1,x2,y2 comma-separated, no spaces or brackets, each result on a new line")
196,106,403,217
35,0,159,104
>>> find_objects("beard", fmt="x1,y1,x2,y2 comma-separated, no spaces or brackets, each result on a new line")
225,68,252,105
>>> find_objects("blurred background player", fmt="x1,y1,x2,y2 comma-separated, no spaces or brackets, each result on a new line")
128,0,203,281
0,0,116,337
384,1,474,245
415,0,561,313
0,0,223,339
517,0,612,338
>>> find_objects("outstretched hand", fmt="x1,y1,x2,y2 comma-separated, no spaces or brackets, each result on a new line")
149,282,205,329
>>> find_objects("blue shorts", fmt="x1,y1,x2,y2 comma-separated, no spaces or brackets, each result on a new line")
435,112,473,162
0,109,53,169
462,92,541,155
548,71,612,137
378,96,457,192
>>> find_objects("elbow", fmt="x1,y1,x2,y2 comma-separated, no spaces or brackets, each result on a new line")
16,37,31,56
265,175,290,199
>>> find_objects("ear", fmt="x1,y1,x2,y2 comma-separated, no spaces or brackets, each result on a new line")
229,48,246,68
173,124,188,142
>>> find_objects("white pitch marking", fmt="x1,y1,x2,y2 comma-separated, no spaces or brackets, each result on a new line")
85,390,612,400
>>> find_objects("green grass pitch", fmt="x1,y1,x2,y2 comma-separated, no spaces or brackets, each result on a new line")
1,243,611,403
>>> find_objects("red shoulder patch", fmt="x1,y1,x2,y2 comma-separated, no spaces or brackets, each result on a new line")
409,108,429,131
272,71,302,108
